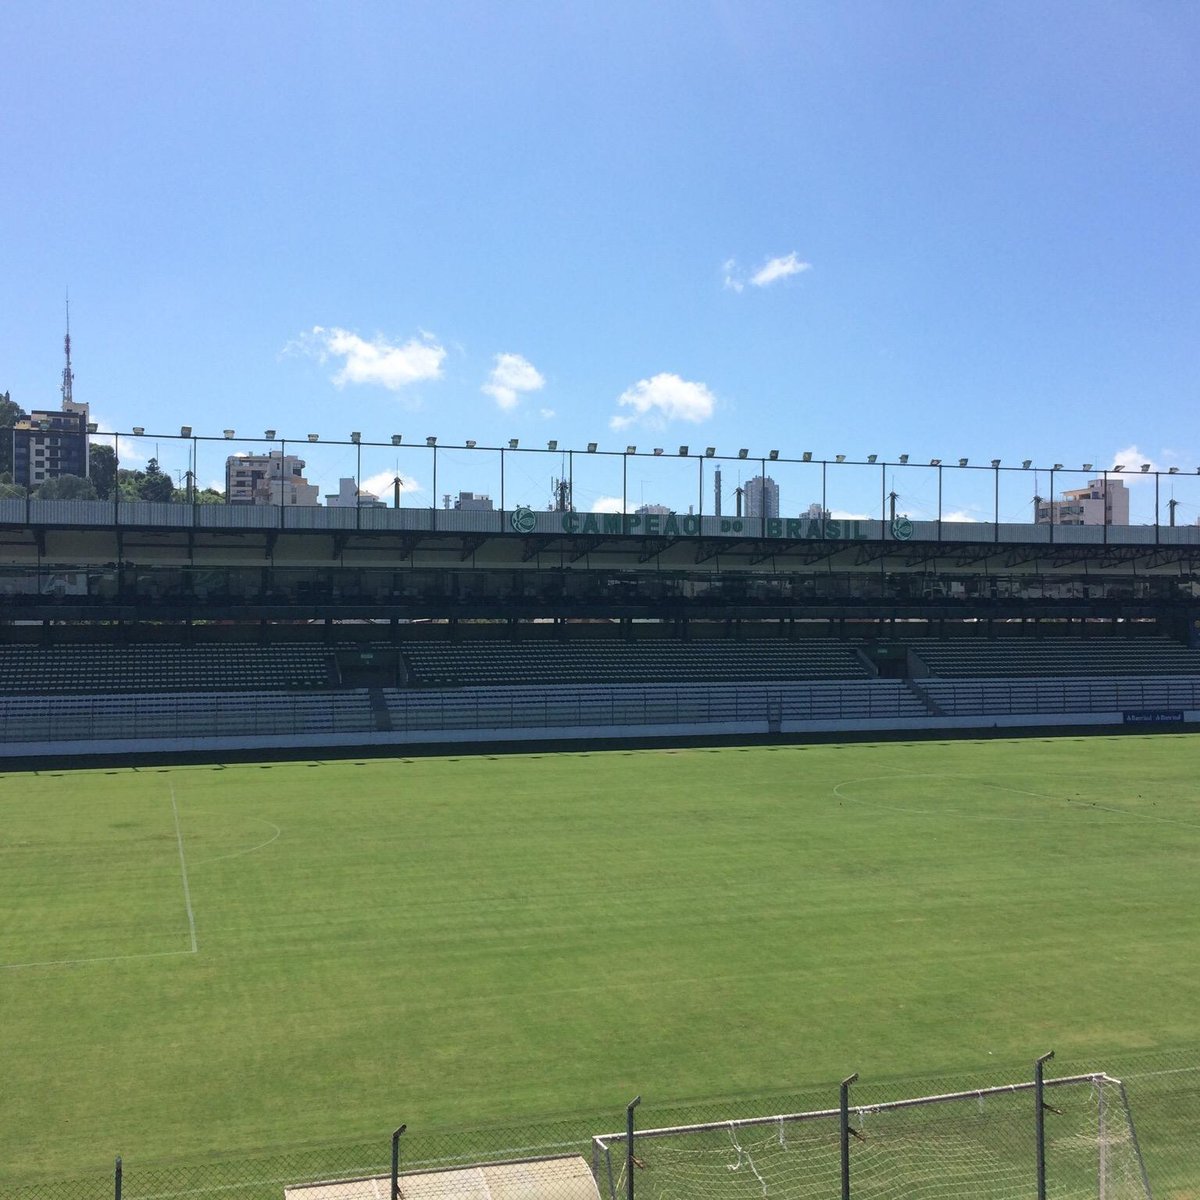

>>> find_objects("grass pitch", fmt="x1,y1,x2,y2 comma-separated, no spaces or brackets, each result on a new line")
3,735,1199,1185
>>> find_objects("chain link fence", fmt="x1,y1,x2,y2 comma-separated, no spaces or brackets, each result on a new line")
6,1047,1196,1200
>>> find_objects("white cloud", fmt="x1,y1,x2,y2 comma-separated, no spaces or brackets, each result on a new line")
539,407,557,420
359,470,423,501
750,252,811,288
482,352,545,410
609,373,716,431
90,415,145,464
591,496,625,514
829,510,871,520
290,326,445,391
722,258,744,293
942,510,979,523
1110,444,1160,481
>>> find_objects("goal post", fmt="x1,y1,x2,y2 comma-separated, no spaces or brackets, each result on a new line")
591,1072,1152,1200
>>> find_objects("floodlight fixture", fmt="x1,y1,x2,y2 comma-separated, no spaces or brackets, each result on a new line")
769,449,779,461
738,448,749,459
1140,463,1151,473
350,431,361,444
391,434,402,445
1112,464,1124,472
899,454,908,464
587,442,598,453
87,422,98,433
835,453,845,463
958,458,968,467
264,429,276,440
704,446,715,457
223,429,234,439
180,426,192,437
132,426,145,436
653,448,663,456
802,451,812,462
465,439,476,449
679,445,689,456
1052,463,1063,471
625,445,636,454
1022,459,1032,469
510,438,520,449
866,453,876,463
547,439,557,451
1168,466,1179,474
1082,463,1092,471
426,436,437,447
991,459,1001,468
930,458,941,467
308,433,320,442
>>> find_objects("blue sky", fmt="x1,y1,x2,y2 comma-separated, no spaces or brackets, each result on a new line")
3,1,1197,522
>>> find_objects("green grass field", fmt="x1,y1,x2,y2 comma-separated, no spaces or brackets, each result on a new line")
3,735,1199,1193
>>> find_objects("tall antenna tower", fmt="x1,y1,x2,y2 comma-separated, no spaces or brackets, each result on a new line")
61,292,75,409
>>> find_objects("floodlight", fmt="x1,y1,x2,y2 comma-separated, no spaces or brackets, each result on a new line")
587,442,598,453
308,433,320,442
264,429,276,440
180,426,192,437
1112,464,1123,472
866,453,876,463
679,445,689,456
1140,463,1151,473
1082,463,1092,471
958,458,968,467
899,454,908,464
426,436,437,447
653,448,663,456
350,431,361,444
704,446,715,457
1052,464,1063,471
465,439,476,449
626,445,636,454
991,459,1001,468
930,459,941,466
87,422,98,433
738,448,749,459
510,439,520,449
769,449,779,461
391,434,402,445
802,451,812,462
1022,459,1032,469
223,429,234,439
835,454,845,463
132,426,145,436
547,439,557,451
1169,467,1179,474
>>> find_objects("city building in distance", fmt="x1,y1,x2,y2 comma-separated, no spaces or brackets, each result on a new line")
325,477,385,508
226,451,319,506
743,474,780,519
454,491,494,511
1035,477,1129,525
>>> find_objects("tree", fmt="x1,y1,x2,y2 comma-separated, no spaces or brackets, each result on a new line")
34,473,97,500
0,391,28,478
138,457,175,503
89,443,116,499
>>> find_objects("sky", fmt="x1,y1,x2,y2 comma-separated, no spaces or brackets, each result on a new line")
3,1,1198,524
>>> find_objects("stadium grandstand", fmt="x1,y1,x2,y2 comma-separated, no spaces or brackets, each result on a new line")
1,482,1199,758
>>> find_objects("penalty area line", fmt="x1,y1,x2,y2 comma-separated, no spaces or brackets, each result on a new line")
171,784,199,954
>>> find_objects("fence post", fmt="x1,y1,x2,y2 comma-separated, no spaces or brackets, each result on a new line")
114,1155,122,1200
626,1095,641,1200
840,1073,858,1200
1035,1050,1054,1200
390,1124,406,1200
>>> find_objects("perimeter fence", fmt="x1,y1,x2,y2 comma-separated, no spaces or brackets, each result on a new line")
7,1046,1197,1200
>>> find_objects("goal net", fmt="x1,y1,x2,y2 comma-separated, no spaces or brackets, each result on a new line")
591,1073,1151,1200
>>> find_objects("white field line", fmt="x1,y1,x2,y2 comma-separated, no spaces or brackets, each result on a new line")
171,784,199,954
2,792,199,969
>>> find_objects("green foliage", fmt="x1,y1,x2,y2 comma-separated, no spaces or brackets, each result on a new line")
138,456,175,502
2,737,1198,1187
88,442,116,499
32,473,97,500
